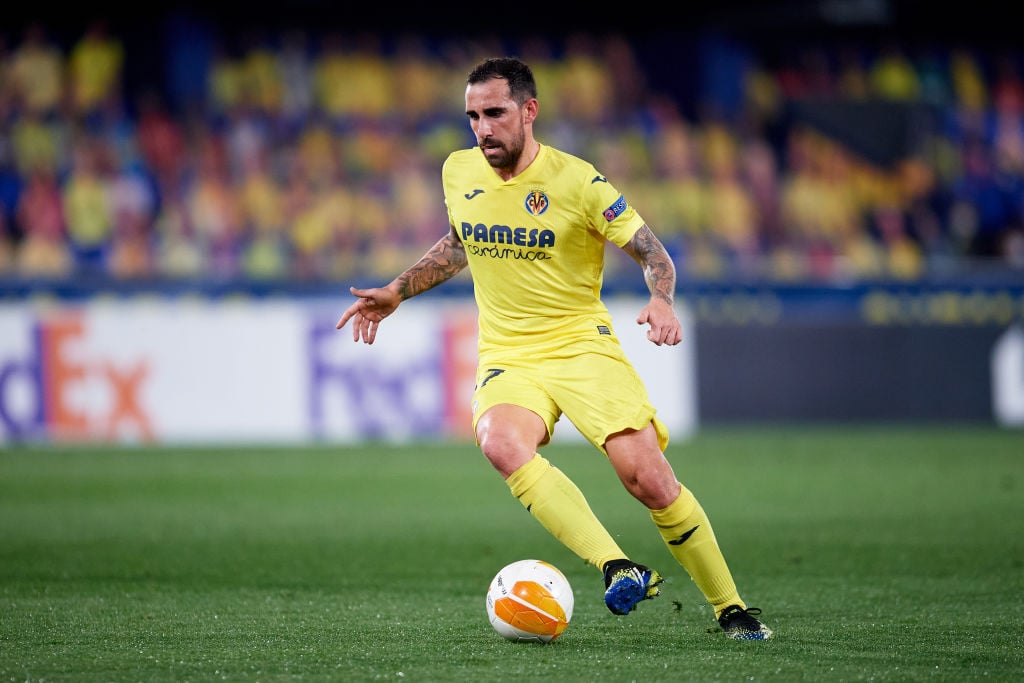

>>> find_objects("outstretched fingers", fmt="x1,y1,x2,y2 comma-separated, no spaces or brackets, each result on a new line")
337,286,393,344
335,292,365,331
357,313,380,344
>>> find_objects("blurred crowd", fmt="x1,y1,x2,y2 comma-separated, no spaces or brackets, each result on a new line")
1,19,1023,287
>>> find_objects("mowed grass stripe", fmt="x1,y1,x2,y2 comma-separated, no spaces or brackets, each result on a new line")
1,426,1022,682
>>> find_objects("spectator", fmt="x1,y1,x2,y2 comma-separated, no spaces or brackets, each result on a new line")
107,154,157,279
916,48,952,107
238,29,284,117
313,32,395,124
206,40,244,122
650,112,708,237
152,193,205,278
874,204,925,279
702,122,761,274
311,32,348,122
991,52,1024,117
601,34,650,124
949,47,989,114
7,23,64,117
14,166,69,276
558,33,613,126
1002,224,1024,267
107,200,153,279
0,35,13,119
869,43,921,101
0,150,21,261
10,109,63,177
68,20,124,119
277,30,315,131
951,137,1018,257
341,33,395,122
135,89,187,186
184,126,244,277
392,33,448,127
62,135,115,273
0,206,13,272
238,149,288,280
740,136,785,249
288,185,343,280
835,45,871,100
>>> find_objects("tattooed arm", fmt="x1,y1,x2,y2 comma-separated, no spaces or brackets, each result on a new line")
621,224,683,347
336,228,468,344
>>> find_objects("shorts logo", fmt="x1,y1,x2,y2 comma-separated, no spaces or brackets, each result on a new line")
524,191,549,216
479,368,506,388
603,194,627,222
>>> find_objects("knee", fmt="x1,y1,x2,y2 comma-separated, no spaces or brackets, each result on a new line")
627,470,681,510
479,429,533,478
476,405,549,478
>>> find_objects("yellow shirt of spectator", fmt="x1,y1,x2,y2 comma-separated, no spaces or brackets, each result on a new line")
442,143,644,359
69,31,124,113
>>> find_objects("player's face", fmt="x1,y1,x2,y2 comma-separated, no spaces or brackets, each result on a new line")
465,78,529,172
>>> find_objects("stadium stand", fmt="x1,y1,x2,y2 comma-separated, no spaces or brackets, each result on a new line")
1,13,1022,289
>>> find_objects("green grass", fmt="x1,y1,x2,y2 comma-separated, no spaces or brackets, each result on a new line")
2,426,1022,682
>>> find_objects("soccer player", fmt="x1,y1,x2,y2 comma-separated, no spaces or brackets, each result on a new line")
336,56,772,640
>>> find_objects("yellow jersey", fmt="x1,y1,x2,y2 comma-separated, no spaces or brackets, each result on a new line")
442,143,645,358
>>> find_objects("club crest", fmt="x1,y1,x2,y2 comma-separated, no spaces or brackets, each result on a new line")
524,190,549,216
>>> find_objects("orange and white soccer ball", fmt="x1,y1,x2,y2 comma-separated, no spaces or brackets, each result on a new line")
485,559,574,643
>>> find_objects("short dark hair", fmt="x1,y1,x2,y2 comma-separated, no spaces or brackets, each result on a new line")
467,57,537,105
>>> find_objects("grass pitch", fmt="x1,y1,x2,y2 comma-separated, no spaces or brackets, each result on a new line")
1,426,1022,682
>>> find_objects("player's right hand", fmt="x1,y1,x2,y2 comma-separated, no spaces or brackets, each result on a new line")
336,285,401,344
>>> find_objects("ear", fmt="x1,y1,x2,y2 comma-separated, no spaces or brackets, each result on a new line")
522,98,538,124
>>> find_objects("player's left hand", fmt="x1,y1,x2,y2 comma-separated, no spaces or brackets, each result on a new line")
636,298,682,346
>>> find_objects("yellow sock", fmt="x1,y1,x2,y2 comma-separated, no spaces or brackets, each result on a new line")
506,454,626,571
650,484,745,617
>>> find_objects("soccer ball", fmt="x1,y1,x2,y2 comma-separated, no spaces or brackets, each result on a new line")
485,559,574,643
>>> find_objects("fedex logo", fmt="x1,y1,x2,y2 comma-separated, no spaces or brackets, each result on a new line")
305,305,479,441
0,313,153,442
0,299,483,444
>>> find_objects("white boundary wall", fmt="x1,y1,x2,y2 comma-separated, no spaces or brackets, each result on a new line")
0,297,696,445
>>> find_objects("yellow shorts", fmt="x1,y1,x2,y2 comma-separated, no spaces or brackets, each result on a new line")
471,336,670,454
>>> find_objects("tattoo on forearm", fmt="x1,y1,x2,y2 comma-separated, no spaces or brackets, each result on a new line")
627,225,676,306
395,235,468,300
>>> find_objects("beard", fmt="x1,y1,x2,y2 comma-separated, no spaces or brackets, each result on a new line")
480,129,525,170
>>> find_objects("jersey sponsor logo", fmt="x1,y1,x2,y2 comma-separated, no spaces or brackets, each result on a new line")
460,222,555,248
603,194,627,222
464,189,485,199
459,222,556,262
464,242,553,261
591,175,607,184
524,190,549,215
